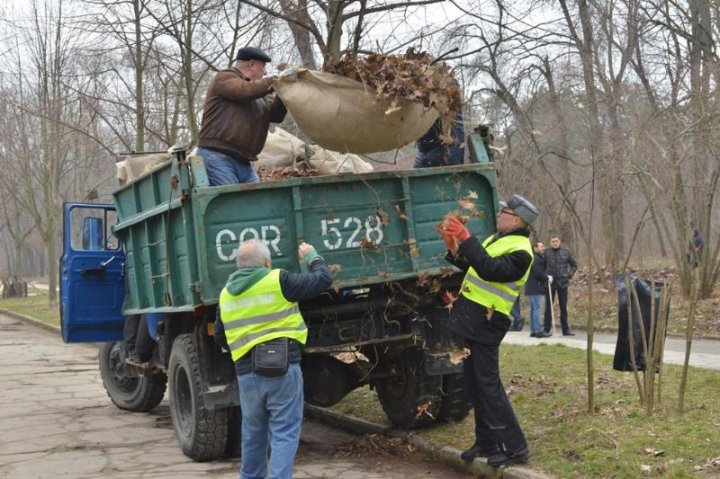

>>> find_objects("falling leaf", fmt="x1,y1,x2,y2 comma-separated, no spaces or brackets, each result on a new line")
415,401,435,419
448,347,470,365
377,209,390,226
457,198,477,213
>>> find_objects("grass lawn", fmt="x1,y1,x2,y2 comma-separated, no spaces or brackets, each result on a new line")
4,280,719,477
0,288,59,329
332,344,720,478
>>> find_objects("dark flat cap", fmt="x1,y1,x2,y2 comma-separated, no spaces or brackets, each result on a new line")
500,194,539,225
236,46,272,63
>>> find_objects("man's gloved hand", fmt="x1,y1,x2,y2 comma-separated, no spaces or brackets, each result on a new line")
299,242,322,265
278,66,300,81
442,232,458,251
445,217,471,242
547,275,553,285
435,222,458,251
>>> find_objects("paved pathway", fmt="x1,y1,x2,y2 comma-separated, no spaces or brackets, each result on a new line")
504,330,720,370
0,314,476,479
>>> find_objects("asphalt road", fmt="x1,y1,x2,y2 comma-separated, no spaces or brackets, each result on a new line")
0,314,480,479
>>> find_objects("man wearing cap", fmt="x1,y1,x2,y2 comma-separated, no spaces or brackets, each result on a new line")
543,235,577,336
439,194,537,468
198,46,287,185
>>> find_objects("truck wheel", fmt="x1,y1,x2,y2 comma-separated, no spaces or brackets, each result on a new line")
99,342,166,412
437,372,471,422
168,334,228,462
375,348,442,428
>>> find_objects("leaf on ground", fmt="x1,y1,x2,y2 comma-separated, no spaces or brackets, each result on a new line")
643,447,665,457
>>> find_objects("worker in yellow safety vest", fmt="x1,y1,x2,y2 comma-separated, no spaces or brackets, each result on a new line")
214,238,332,479
439,194,538,468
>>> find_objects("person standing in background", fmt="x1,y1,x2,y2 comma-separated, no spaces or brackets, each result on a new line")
543,235,577,336
525,241,550,338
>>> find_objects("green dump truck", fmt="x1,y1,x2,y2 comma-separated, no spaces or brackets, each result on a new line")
60,127,499,461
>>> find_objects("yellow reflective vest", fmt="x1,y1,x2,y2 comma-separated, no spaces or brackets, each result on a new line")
460,234,533,316
219,269,307,362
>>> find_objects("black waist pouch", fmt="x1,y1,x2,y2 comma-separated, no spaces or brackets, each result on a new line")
251,338,289,377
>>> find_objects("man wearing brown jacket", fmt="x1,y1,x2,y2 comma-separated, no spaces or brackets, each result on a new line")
198,46,287,185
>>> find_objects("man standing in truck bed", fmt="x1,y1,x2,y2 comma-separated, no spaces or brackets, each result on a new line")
439,194,538,467
198,46,287,185
214,239,332,479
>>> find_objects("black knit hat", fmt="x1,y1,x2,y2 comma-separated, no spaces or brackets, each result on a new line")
236,46,272,63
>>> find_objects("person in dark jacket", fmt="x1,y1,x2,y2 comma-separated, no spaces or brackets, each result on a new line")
198,46,287,185
543,235,577,336
439,194,538,468
524,241,550,338
687,227,704,268
414,111,465,168
214,238,332,479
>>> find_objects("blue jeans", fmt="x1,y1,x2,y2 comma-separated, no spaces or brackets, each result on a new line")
528,295,543,334
237,363,304,479
197,147,259,185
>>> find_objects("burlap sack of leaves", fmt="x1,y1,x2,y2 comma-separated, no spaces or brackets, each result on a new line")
307,145,374,175
117,152,171,184
274,69,438,154
257,127,306,168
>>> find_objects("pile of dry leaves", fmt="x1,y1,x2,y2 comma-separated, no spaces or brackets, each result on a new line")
323,48,462,143
257,165,319,182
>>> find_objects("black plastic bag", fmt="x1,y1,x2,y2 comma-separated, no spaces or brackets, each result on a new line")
613,274,668,372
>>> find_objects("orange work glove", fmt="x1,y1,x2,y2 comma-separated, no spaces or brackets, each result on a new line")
446,217,471,242
442,232,458,251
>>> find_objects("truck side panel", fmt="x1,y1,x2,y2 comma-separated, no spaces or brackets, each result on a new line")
114,156,498,313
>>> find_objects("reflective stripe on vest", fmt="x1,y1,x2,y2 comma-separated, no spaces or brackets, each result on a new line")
219,269,307,362
460,234,533,316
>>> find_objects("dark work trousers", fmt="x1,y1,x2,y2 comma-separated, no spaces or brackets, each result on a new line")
122,314,154,362
463,339,528,453
544,286,570,334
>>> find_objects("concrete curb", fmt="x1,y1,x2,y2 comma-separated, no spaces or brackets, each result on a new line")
305,405,553,479
0,308,60,334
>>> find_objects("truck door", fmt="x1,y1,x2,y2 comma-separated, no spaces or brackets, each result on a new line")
60,203,126,343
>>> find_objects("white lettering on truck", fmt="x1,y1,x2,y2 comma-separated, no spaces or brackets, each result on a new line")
214,216,383,261
215,225,282,262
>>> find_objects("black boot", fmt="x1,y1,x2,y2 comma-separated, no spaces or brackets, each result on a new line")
487,445,530,467
460,443,500,461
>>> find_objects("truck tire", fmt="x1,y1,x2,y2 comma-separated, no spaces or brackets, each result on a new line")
375,348,442,428
168,334,228,462
437,372,471,422
99,342,166,412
